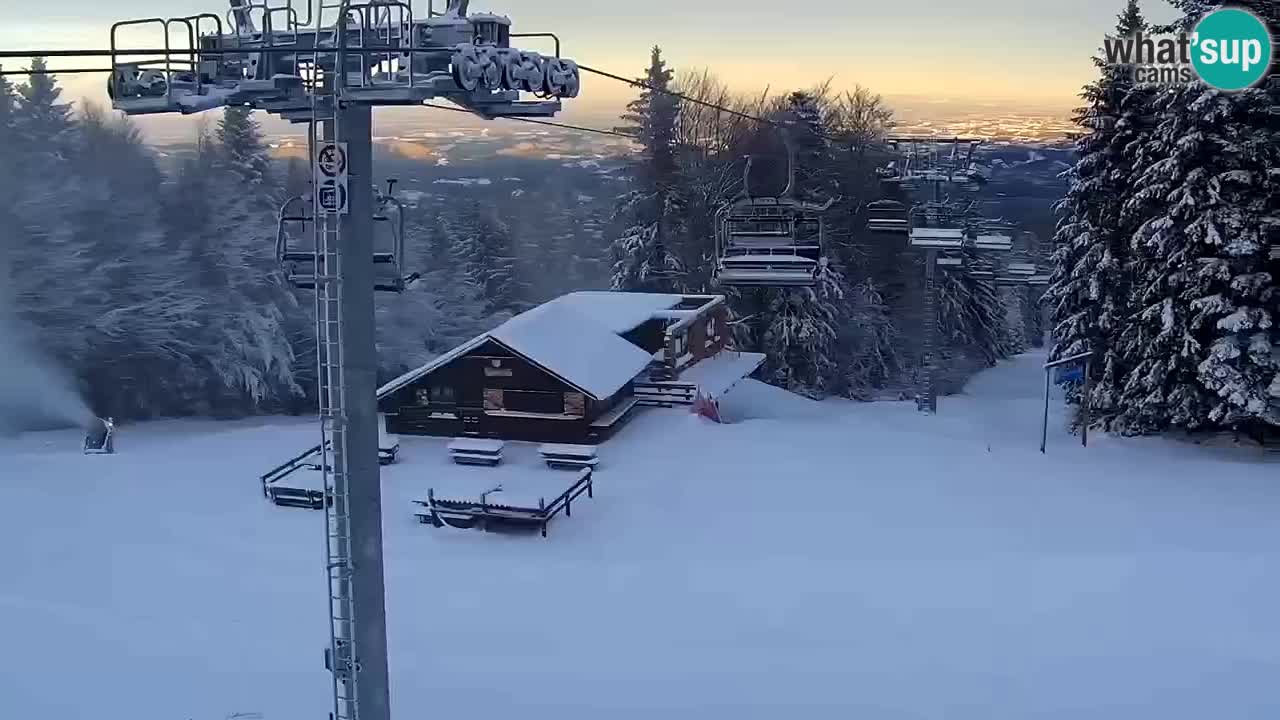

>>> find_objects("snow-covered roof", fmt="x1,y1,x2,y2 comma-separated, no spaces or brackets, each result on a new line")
540,291,684,335
680,351,767,400
491,301,654,400
377,334,489,399
377,291,688,402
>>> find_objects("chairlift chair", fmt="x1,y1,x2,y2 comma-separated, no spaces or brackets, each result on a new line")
866,199,909,234
713,125,834,288
907,201,966,250
275,178,418,292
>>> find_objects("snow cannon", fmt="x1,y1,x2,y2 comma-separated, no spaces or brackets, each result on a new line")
83,417,115,455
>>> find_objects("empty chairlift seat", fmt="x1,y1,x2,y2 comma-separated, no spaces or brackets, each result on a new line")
866,200,910,234
715,198,828,287
908,226,966,249
275,181,417,293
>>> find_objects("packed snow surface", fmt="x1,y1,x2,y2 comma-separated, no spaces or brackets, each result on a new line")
3,352,1280,720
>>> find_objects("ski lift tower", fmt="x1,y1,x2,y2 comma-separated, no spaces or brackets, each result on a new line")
101,2,581,720
883,137,1003,413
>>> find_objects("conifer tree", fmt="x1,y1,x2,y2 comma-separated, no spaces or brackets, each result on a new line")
610,46,685,292
1045,0,1151,427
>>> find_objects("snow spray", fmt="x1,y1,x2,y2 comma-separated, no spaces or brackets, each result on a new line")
0,302,97,435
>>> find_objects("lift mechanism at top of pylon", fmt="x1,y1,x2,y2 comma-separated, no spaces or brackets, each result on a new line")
106,0,580,121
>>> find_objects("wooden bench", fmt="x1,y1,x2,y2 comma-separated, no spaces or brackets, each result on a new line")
539,443,599,470
448,438,504,466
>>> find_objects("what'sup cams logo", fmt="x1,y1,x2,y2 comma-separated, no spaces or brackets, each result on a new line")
1104,7,1273,90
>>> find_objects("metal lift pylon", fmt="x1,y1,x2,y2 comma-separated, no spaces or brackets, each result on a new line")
23,2,587,719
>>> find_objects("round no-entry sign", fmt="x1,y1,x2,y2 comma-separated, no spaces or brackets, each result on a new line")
317,143,347,178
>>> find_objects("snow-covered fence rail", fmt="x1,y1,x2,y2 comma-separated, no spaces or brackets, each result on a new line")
260,443,327,509
414,467,594,538
633,381,697,406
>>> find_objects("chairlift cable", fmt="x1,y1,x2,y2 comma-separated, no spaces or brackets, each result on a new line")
576,63,783,129
421,102,633,138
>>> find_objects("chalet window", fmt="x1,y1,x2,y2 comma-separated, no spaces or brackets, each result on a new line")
672,333,687,358
564,392,585,417
483,389,504,411
484,366,513,377
502,390,565,415
418,386,454,406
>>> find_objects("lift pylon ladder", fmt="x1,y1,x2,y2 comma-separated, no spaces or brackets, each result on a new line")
713,122,834,288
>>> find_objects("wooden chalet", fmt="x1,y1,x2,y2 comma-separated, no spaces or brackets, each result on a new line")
376,291,763,444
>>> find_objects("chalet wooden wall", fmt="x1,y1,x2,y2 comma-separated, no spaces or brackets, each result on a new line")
686,305,729,362
381,338,634,444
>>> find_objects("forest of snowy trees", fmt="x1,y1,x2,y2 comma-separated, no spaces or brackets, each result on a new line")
2,44,1039,426
607,48,1031,400
0,60,613,425
24,20,1237,432
1046,0,1280,436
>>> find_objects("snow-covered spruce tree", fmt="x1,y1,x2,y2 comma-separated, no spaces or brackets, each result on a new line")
935,253,1015,367
841,279,900,399
0,67,15,166
449,200,528,315
217,105,272,188
0,68,20,292
761,268,848,399
749,91,856,396
610,46,685,292
7,64,93,371
72,106,206,418
1114,86,1278,432
1044,0,1151,428
14,58,75,169
161,121,301,418
282,157,310,199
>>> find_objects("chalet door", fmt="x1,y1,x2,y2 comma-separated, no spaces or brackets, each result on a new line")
460,409,482,436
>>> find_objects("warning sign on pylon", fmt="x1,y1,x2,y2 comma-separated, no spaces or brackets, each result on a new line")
316,142,349,215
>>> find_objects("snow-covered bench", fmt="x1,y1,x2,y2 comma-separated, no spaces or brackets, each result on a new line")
538,443,599,470
448,437,504,466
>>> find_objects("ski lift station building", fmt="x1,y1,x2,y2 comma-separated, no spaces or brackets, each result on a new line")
376,291,764,444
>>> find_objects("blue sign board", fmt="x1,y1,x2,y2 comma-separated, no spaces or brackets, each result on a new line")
1055,365,1085,385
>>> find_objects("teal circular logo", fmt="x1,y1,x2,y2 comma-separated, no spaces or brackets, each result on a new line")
1191,8,1273,91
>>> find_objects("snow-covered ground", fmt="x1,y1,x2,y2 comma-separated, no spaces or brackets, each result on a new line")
3,351,1279,720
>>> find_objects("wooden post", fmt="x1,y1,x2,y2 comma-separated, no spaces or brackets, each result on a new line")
1040,366,1051,454
1081,357,1091,447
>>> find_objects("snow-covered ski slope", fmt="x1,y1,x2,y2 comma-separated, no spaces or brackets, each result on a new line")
3,351,1279,720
